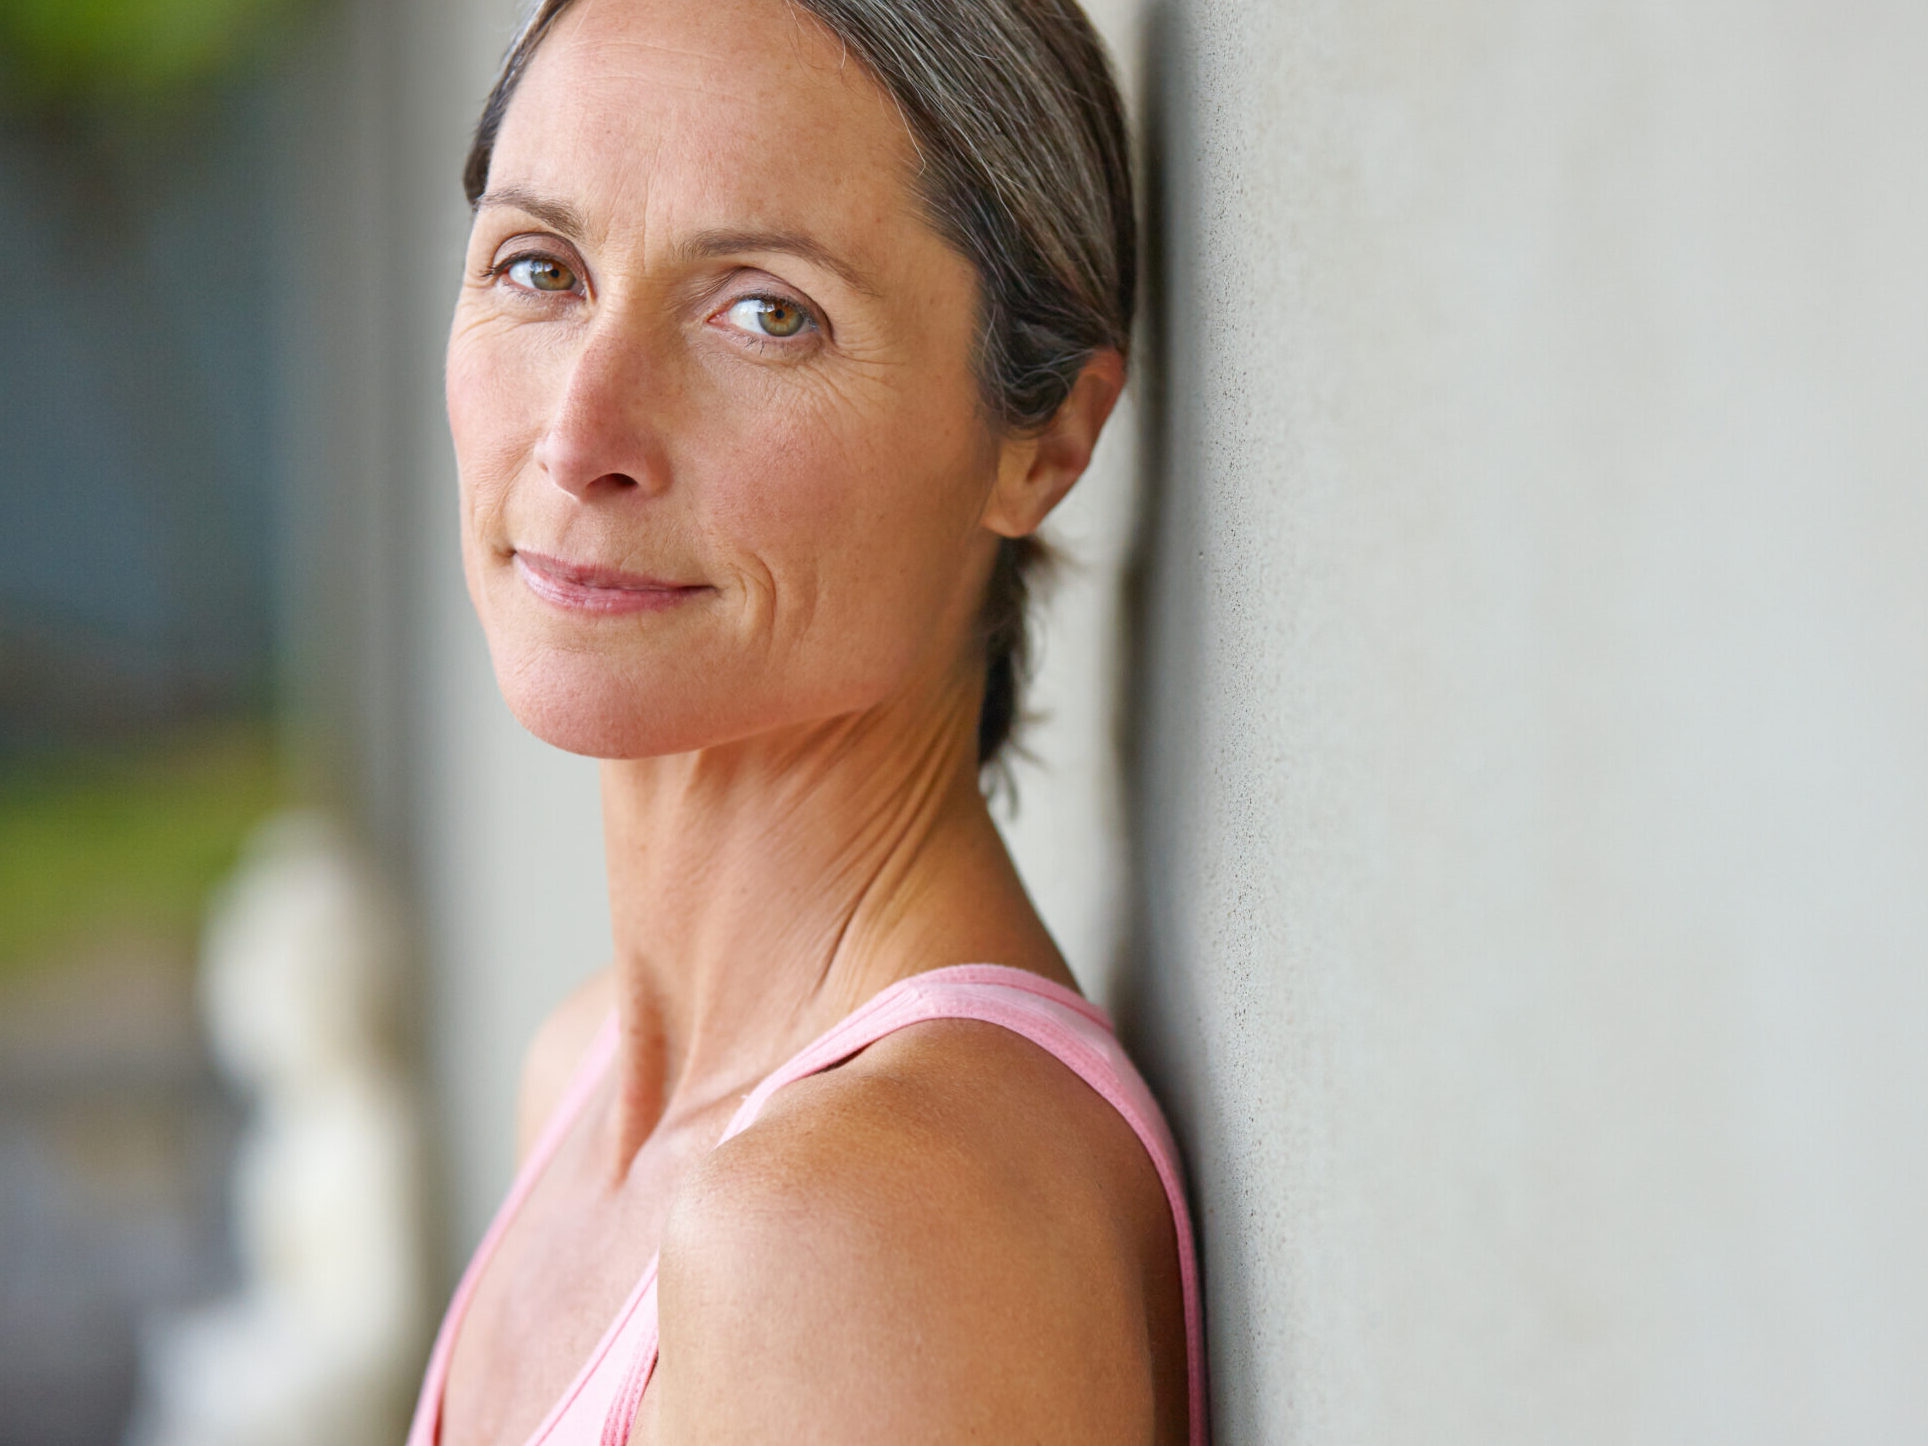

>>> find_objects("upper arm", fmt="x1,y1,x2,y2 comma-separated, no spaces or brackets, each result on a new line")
649,1064,1157,1445
515,965,616,1164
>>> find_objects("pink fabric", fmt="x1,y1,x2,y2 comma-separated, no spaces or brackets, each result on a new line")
405,965,1208,1446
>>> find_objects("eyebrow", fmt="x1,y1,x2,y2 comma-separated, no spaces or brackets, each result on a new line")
476,186,878,298
474,184,590,241
676,227,880,298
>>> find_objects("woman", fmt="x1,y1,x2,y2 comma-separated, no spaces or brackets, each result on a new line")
405,0,1203,1441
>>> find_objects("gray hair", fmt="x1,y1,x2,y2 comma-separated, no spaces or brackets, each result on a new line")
463,0,1136,774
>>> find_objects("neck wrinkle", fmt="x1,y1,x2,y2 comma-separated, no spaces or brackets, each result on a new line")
595,664,992,1171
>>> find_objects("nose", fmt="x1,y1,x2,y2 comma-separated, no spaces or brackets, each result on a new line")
532,317,672,500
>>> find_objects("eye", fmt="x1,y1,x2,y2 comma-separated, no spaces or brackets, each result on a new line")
503,254,579,294
722,296,812,339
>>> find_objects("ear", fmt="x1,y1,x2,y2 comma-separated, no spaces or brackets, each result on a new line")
980,349,1126,539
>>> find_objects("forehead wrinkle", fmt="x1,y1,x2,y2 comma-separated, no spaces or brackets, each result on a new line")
495,0,944,296
580,38,755,103
557,0,892,128
547,2,805,106
508,30,849,197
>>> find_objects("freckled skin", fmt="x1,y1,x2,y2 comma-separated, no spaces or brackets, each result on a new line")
435,1,1177,1444
447,0,1000,759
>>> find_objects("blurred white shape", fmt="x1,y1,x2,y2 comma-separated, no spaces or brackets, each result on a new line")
126,811,425,1446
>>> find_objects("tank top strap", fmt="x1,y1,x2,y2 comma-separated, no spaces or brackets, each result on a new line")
405,1007,622,1446
712,967,1078,1127
598,965,1207,1446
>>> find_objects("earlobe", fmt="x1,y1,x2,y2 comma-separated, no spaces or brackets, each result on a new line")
981,349,1126,539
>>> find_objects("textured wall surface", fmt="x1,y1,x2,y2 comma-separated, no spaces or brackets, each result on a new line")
1122,0,1928,1440
360,0,1928,1434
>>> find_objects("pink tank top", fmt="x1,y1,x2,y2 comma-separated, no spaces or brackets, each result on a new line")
405,964,1207,1446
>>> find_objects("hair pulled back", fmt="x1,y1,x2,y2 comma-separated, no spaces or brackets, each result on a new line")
463,0,1136,776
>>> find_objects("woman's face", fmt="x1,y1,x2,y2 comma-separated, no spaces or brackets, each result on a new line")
448,0,1002,759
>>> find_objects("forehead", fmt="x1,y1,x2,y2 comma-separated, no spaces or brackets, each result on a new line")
490,0,922,241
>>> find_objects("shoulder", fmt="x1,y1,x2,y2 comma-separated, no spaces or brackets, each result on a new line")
515,965,616,1163
651,1019,1171,1445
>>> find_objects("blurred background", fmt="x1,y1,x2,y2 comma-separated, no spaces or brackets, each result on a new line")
0,1,1142,1440
1,2,301,1441
5,0,1927,1443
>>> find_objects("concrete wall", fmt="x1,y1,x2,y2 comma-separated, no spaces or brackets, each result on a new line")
1124,0,1928,1440
289,0,1928,1434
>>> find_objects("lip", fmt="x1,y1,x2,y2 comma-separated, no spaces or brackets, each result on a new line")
512,550,710,615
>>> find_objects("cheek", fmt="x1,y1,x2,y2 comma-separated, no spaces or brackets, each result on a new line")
446,324,549,575
446,338,569,717
446,316,562,491
442,290,996,757
700,371,991,681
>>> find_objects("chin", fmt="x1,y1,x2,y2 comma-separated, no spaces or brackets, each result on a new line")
469,560,732,758
490,646,717,759
504,691,665,761
471,576,916,762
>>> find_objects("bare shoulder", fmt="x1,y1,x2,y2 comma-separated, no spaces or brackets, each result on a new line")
515,965,616,1163
651,1019,1182,1446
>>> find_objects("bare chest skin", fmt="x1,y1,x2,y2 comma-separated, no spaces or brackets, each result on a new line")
438,1075,734,1446
435,1018,1191,1446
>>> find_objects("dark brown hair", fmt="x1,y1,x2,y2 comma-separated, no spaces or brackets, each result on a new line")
464,0,1136,776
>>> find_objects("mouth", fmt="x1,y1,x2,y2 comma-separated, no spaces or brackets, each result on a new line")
512,550,711,616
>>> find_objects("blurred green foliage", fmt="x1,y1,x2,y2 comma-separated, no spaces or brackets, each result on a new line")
0,0,298,112
0,724,282,981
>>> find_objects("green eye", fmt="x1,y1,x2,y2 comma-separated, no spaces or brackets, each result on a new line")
506,255,577,293
724,296,810,338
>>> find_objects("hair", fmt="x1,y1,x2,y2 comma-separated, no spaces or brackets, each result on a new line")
463,0,1136,778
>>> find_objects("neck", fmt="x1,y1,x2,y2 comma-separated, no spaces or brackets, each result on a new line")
595,666,1066,1167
